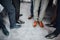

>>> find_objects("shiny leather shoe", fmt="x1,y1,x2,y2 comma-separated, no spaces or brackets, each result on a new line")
18,20,25,24
2,25,9,36
39,21,44,28
33,21,38,27
28,16,33,19
19,14,23,17
45,24,54,27
45,33,58,39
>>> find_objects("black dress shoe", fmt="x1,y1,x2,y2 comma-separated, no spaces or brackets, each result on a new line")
2,25,9,36
45,33,58,39
45,24,54,27
17,20,25,24
28,16,33,19
46,20,56,27
19,14,23,17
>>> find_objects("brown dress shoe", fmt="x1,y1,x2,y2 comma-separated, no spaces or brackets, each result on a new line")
28,16,33,19
39,21,44,28
33,21,38,27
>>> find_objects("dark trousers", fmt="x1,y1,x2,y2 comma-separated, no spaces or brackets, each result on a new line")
53,0,60,35
30,0,33,17
12,0,20,22
0,0,16,27
0,14,5,28
48,0,53,7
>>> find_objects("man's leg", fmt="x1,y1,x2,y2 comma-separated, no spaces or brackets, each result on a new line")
31,0,34,17
46,0,57,27
12,0,20,22
28,0,33,19
45,0,60,39
46,5,57,27
39,0,49,27
0,14,9,36
12,0,25,24
1,0,21,29
33,0,40,27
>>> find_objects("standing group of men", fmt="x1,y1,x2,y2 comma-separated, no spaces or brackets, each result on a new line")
0,0,25,36
28,0,60,39
0,0,60,39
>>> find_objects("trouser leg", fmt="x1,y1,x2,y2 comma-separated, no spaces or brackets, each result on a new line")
54,0,60,34
0,14,9,36
1,0,16,27
12,0,20,22
33,0,41,21
0,14,4,28
30,0,33,17
39,0,49,21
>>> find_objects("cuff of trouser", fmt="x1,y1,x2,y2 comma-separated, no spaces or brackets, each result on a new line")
39,18,43,21
34,17,38,21
10,24,16,27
